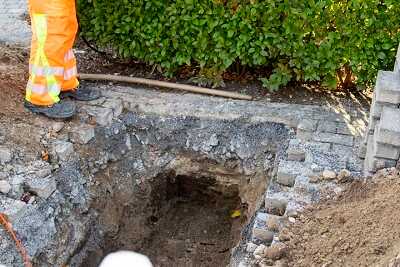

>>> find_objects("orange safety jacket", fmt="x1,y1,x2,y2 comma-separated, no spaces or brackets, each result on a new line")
26,0,79,106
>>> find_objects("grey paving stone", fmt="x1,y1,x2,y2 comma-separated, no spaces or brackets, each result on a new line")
336,122,353,135
374,142,400,160
313,132,354,147
377,107,400,146
287,148,306,162
317,121,336,133
297,119,318,132
375,71,400,104
276,161,312,187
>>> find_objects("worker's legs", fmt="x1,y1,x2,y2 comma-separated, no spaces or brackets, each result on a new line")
25,0,99,118
26,0,77,106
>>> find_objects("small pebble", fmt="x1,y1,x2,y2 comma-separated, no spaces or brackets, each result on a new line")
322,170,336,180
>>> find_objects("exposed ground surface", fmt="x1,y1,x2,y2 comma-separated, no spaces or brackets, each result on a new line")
0,43,380,267
0,45,28,119
283,168,400,267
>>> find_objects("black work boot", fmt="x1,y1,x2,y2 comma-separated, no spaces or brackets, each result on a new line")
61,85,101,101
24,100,76,119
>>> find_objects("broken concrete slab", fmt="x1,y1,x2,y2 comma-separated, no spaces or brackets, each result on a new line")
70,124,95,145
52,141,74,161
103,98,124,118
0,195,27,220
25,176,57,199
82,106,114,126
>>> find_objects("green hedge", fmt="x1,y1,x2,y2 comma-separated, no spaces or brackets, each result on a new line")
77,0,400,90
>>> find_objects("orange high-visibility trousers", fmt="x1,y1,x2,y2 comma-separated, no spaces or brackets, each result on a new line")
26,0,79,106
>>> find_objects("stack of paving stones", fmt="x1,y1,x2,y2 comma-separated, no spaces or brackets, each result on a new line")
245,117,358,265
363,44,400,173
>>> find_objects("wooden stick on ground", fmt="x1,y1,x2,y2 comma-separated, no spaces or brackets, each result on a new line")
79,73,253,101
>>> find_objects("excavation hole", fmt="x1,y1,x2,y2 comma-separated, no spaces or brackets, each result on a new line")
81,172,248,267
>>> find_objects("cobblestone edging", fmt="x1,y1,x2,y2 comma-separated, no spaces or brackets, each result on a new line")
362,44,400,173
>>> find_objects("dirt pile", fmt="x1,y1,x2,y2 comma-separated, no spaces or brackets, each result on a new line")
283,168,400,267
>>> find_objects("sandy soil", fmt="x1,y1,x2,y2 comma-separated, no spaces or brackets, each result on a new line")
284,168,400,267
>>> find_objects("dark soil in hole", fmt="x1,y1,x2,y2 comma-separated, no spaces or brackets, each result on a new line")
80,173,247,267
141,175,246,267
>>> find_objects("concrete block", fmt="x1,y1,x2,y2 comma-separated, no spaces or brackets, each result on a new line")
365,143,397,172
364,136,376,172
317,121,336,133
358,143,367,159
70,124,95,145
374,142,400,160
336,122,353,135
375,71,400,104
276,161,310,187
367,116,379,135
276,171,296,187
313,132,354,147
287,148,305,162
371,100,397,120
377,107,400,146
265,197,287,216
297,119,317,132
252,227,274,243
296,129,312,142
